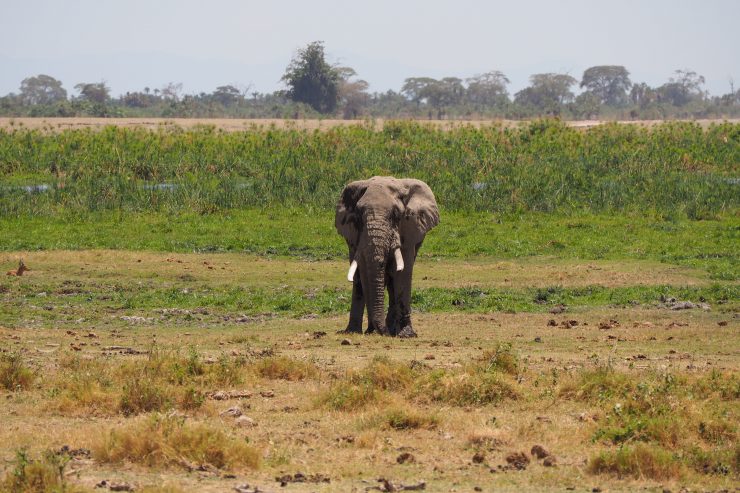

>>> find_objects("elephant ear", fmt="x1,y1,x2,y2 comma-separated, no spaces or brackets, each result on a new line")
399,178,439,244
335,180,369,250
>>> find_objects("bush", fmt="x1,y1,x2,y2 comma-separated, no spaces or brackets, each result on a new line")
0,353,34,391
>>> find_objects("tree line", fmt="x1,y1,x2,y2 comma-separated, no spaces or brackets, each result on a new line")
2,41,738,120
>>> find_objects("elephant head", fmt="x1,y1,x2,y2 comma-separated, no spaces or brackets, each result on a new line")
335,176,439,337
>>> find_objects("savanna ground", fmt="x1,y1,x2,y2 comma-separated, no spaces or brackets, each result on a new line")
0,120,738,492
1,212,738,493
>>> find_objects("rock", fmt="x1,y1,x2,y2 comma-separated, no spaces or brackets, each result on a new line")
341,339,351,345
211,391,228,400
472,451,486,464
220,406,242,418
547,319,558,326
534,336,542,343
259,390,275,398
530,445,549,459
543,456,557,467
505,451,530,470
549,305,566,314
312,331,327,338
233,484,265,493
397,452,415,464
235,416,257,428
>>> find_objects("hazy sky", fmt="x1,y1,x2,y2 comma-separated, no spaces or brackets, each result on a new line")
2,0,738,97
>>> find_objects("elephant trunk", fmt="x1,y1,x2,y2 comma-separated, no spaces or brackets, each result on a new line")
365,258,387,333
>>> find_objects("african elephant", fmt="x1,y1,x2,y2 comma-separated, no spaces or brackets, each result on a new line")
335,176,439,337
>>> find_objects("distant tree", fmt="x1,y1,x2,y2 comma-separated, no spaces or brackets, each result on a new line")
336,67,370,119
212,85,242,107
571,92,601,119
160,82,183,102
580,65,632,106
465,71,510,109
630,82,658,108
281,41,340,114
514,73,577,115
74,81,110,103
657,69,705,106
19,74,67,105
401,77,438,106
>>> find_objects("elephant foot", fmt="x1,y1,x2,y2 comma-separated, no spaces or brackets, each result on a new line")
337,326,362,335
397,326,417,338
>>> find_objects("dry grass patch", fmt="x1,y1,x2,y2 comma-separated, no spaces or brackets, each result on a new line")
0,449,90,493
588,443,682,480
559,367,634,401
380,406,440,431
0,353,35,391
93,414,260,471
252,356,318,381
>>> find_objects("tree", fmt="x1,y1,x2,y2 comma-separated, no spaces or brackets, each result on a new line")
160,82,183,102
212,85,242,107
74,82,110,103
281,41,340,114
336,67,369,119
630,82,657,108
19,74,67,105
580,65,631,106
657,69,705,106
514,73,577,115
401,77,438,106
465,71,510,109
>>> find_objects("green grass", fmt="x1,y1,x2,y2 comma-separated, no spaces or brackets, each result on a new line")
1,209,738,280
1,121,738,216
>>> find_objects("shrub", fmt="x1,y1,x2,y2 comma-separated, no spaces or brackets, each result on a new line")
0,353,34,391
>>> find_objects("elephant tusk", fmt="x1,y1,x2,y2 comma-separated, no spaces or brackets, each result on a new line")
394,248,404,272
347,260,358,282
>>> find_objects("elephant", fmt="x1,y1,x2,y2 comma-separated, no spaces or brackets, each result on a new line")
335,176,439,337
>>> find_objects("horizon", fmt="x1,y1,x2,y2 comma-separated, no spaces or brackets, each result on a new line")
2,0,738,98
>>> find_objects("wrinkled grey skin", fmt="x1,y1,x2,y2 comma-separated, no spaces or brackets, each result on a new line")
335,176,439,337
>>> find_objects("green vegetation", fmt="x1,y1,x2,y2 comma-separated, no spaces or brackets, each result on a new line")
1,121,737,216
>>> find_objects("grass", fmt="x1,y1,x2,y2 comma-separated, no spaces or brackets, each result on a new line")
1,121,737,216
92,414,260,471
0,354,34,392
1,210,737,281
0,449,88,493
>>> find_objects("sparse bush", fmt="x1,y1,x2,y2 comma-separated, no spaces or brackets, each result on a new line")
0,449,87,493
119,376,171,415
559,368,633,401
93,414,260,470
414,368,517,406
588,443,682,479
0,353,34,391
479,343,519,375
318,381,381,411
383,407,439,430
253,356,317,381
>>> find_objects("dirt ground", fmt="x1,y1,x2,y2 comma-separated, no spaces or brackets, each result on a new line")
0,252,737,492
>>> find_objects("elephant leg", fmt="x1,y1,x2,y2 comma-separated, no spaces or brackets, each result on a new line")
340,276,364,334
395,246,418,338
385,276,400,336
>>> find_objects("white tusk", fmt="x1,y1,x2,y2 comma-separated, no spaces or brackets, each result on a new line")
347,259,358,282
394,248,404,272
